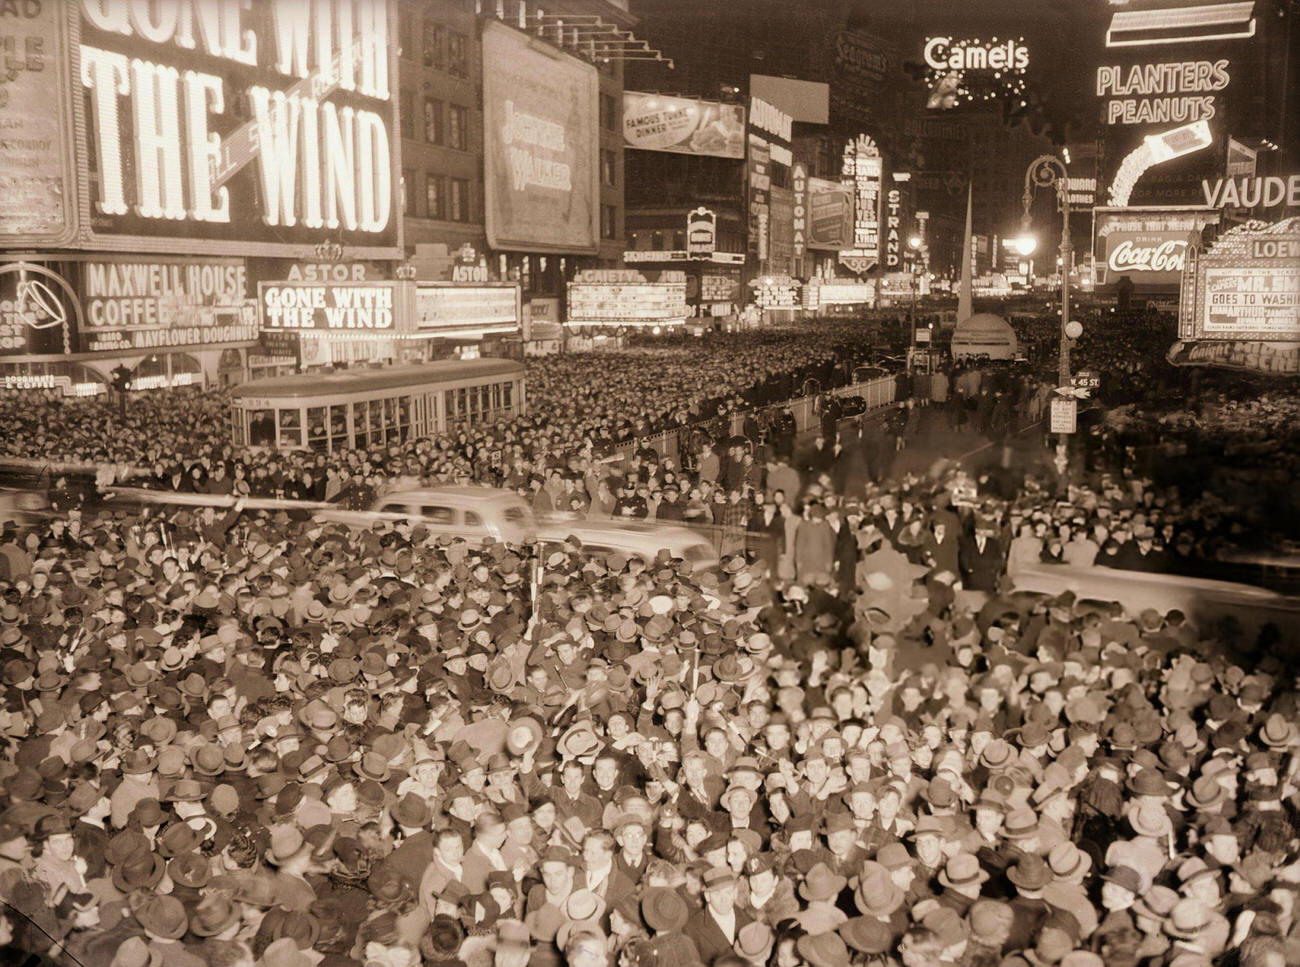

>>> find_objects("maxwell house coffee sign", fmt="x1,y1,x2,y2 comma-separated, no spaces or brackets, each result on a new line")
75,0,401,257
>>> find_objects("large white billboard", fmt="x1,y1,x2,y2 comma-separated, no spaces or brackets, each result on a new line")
482,21,599,254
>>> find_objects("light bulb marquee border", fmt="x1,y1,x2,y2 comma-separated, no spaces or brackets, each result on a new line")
923,35,1030,107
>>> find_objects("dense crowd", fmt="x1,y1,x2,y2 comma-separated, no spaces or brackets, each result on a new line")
0,314,1297,967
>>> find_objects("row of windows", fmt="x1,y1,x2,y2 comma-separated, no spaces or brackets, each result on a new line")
402,171,473,223
398,9,470,77
398,92,469,151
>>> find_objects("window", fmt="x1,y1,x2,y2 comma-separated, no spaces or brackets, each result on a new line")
601,204,618,240
449,178,470,222
448,104,468,150
401,169,413,214
422,20,439,67
448,31,468,77
399,6,414,57
399,89,414,139
503,506,526,523
420,506,455,524
425,175,444,220
423,98,442,144
430,24,446,69
600,93,618,130
601,148,617,186
464,511,482,526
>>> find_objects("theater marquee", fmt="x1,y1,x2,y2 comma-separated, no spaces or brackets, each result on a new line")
74,0,402,258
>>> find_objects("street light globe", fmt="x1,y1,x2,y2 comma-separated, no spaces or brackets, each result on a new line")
1064,321,1083,339
1013,234,1038,257
907,235,923,250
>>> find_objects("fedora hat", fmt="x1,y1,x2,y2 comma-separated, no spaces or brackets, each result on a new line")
1185,775,1227,811
189,893,239,937
939,853,989,889
797,931,849,967
1129,801,1173,838
799,862,847,902
1047,842,1091,880
1164,898,1212,940
167,851,211,890
1260,713,1296,749
641,887,688,933
839,915,892,955
506,717,544,756
556,720,602,760
135,895,188,940
1007,855,1051,892
854,866,902,917
112,849,165,893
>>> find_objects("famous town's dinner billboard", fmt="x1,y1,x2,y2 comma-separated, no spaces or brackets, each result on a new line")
482,20,599,255
74,0,402,257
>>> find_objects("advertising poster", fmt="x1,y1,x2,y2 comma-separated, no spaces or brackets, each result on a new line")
768,187,795,276
1173,220,1300,374
0,261,79,356
1202,267,1300,338
806,178,854,250
1093,208,1219,288
567,269,687,326
1094,39,1258,207
483,20,599,254
415,285,521,335
75,0,401,256
79,257,256,352
840,135,882,274
0,2,75,243
623,93,744,159
260,282,396,331
827,29,901,131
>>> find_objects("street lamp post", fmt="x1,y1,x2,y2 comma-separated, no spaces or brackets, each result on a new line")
1016,155,1076,479
907,234,924,369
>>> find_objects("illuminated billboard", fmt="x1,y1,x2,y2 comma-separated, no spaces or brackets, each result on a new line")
1172,219,1300,375
806,177,854,251
567,270,687,327
839,135,882,274
0,3,76,245
75,0,401,257
483,20,599,255
1093,208,1219,289
260,282,397,331
623,93,744,159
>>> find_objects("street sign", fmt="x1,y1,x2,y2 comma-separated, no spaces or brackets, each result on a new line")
1050,397,1078,434
1071,371,1100,390
1054,385,1090,399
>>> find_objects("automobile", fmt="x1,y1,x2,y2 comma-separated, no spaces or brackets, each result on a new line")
0,488,51,525
314,486,537,545
535,517,719,573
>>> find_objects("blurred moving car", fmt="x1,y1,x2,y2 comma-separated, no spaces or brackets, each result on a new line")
535,517,719,573
315,486,537,545
0,488,52,525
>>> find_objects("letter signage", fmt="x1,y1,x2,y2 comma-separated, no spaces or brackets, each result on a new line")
75,0,401,257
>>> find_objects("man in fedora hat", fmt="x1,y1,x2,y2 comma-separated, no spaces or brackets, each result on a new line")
685,867,752,965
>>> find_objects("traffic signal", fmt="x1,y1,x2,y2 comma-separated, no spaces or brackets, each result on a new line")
110,365,132,393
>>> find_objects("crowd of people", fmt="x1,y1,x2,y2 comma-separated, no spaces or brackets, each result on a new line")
0,313,1297,967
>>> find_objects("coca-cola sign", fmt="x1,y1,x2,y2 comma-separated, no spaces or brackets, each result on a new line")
1107,237,1188,274
1094,208,1219,290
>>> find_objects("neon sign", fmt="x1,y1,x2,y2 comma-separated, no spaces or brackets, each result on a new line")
77,0,399,256
1096,60,1229,125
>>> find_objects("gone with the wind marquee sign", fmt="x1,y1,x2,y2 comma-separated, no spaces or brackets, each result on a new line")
75,0,400,256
